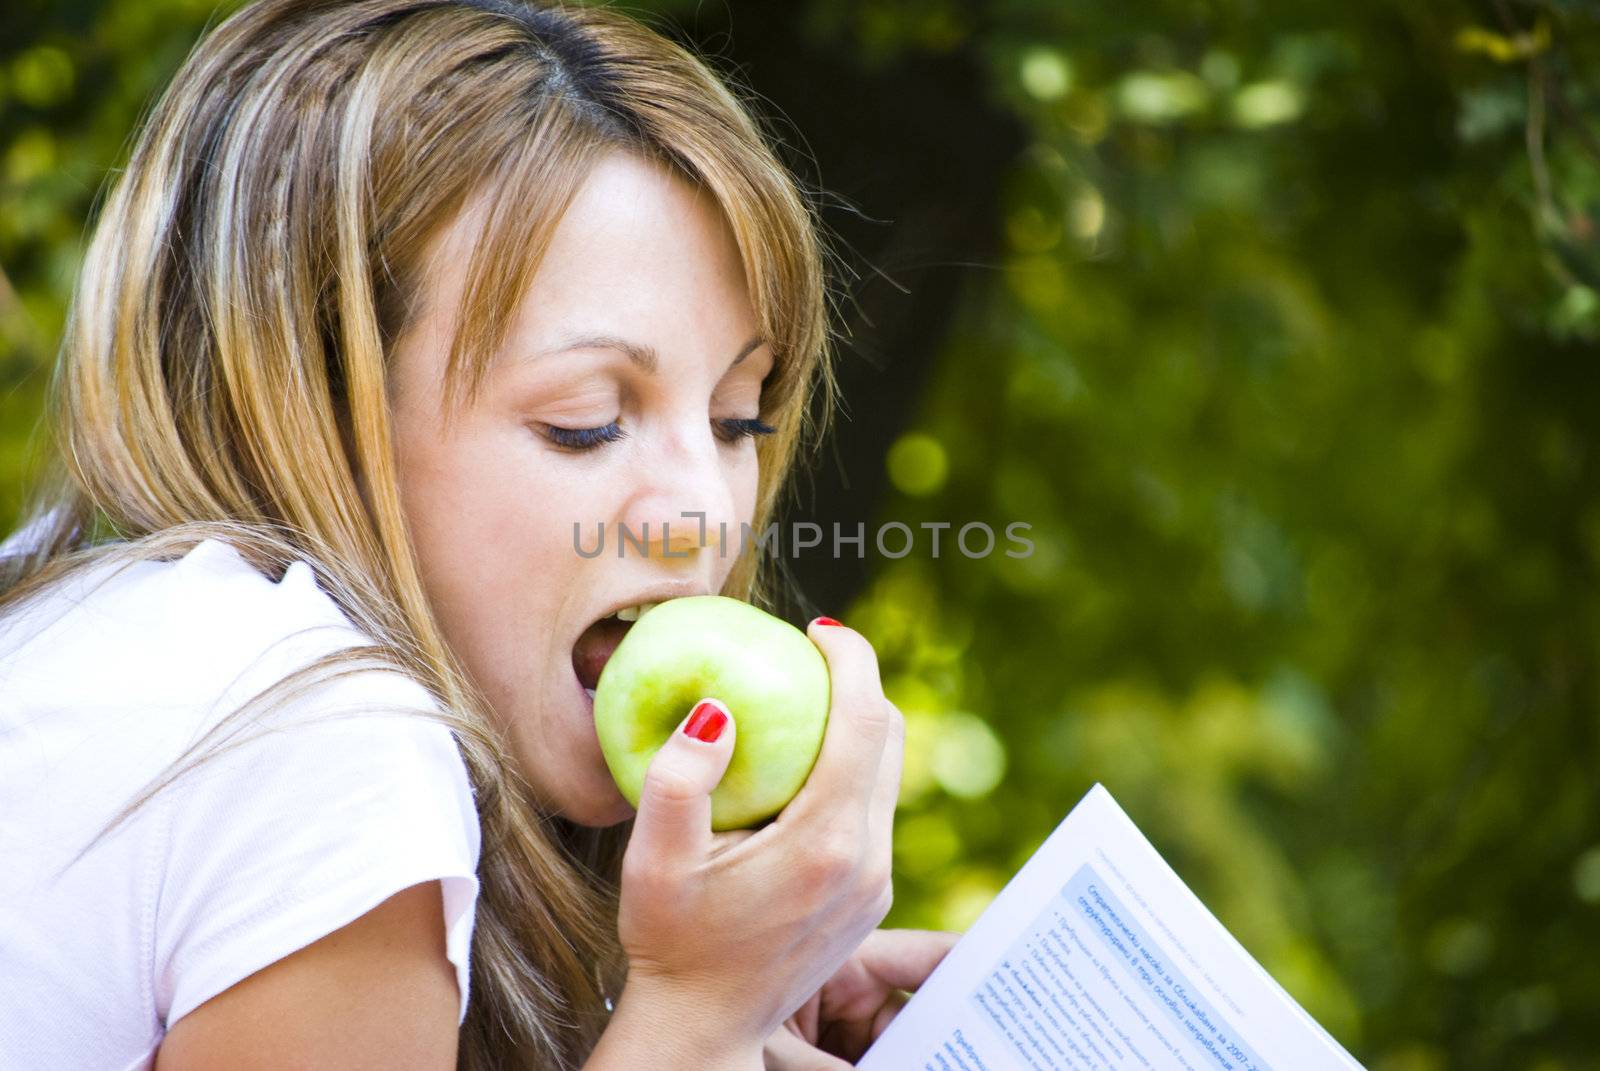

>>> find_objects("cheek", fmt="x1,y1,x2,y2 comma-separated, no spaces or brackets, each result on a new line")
392,432,464,556
721,450,763,553
736,454,761,520
398,433,515,547
420,426,561,534
710,453,762,591
395,426,578,616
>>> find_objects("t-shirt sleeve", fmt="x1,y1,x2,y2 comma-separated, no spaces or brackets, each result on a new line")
151,662,482,1030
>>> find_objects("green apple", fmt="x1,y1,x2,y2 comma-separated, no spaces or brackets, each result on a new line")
593,595,831,830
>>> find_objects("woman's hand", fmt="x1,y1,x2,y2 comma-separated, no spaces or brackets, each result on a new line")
761,928,961,1069
606,618,906,1063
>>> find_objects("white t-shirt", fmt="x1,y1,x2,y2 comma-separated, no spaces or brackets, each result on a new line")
0,537,482,1069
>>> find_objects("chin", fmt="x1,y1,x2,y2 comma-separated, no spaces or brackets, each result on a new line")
580,758,639,827
589,799,639,829
557,785,637,829
558,668,638,828
515,750,636,828
545,736,638,829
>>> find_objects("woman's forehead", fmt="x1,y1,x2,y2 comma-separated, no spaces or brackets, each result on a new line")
432,154,759,365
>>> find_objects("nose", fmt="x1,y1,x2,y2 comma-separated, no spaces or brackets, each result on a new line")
616,429,741,564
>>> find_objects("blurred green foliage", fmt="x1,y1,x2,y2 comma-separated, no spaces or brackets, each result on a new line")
6,1,1600,1068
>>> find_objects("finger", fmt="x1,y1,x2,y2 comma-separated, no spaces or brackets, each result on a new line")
821,989,909,1062
853,928,962,993
871,987,911,1039
792,988,822,1042
865,697,906,867
784,618,891,828
764,1025,853,1071
707,826,756,861
627,698,736,868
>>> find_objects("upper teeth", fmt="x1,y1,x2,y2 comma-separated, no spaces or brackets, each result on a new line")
614,602,661,622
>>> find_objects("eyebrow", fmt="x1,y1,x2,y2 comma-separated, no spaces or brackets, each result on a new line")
534,333,767,374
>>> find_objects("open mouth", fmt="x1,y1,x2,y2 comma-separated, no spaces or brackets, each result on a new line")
571,602,663,699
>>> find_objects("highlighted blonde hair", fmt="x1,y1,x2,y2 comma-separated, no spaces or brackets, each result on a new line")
0,0,839,1064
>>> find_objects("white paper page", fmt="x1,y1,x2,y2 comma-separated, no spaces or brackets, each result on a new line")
858,784,1365,1071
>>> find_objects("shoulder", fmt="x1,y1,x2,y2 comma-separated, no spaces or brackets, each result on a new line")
1,536,484,1027
2,537,369,704
154,676,483,1029
4,537,459,741
3,536,478,809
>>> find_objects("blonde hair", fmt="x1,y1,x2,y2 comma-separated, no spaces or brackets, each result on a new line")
0,0,840,1065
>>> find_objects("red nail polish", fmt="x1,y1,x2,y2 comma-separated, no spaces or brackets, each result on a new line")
683,701,727,743
813,616,843,627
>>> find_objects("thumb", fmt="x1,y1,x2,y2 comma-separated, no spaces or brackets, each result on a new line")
630,698,737,864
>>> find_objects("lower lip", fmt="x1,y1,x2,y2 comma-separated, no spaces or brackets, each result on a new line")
574,668,596,717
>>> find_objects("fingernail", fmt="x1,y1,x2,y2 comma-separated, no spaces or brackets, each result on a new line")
812,616,843,628
683,700,728,743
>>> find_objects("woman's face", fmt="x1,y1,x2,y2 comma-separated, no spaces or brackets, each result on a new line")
388,151,773,827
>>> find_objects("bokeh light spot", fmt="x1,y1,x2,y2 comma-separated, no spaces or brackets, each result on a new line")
887,432,949,496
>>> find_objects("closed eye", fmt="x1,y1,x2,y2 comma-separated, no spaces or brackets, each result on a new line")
540,421,625,451
538,417,773,453
715,417,776,444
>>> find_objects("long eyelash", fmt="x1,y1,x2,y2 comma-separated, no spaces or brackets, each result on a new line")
542,422,626,451
716,417,777,443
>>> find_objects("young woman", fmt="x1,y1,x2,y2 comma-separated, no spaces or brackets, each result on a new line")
0,1,958,1067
